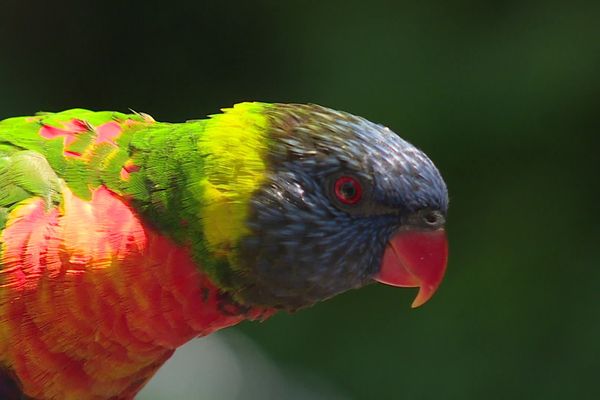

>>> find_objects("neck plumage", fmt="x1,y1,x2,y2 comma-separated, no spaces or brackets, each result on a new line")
0,104,275,398
121,102,272,296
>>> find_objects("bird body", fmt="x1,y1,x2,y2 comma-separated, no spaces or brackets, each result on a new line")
0,103,448,399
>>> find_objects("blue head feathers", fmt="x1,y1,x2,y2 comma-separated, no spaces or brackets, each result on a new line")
233,104,448,310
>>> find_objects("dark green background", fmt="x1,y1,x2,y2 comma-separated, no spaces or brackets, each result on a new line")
2,1,598,399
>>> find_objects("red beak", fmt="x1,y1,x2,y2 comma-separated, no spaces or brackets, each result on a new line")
374,229,448,308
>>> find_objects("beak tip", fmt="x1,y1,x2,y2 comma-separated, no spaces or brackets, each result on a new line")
410,287,433,308
410,299,423,309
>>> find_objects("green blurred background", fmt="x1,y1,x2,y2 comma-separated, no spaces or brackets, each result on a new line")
2,1,599,399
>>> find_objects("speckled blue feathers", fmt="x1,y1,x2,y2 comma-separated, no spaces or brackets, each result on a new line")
230,104,448,309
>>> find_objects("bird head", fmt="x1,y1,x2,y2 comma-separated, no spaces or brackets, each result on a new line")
226,103,448,311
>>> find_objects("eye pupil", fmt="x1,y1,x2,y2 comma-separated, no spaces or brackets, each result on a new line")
340,182,356,197
334,176,363,205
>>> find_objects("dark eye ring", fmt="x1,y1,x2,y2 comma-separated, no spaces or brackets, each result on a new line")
333,176,363,205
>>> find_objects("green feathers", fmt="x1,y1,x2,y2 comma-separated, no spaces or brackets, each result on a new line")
0,110,142,199
0,103,275,292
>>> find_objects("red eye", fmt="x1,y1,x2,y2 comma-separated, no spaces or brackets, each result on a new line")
334,176,363,205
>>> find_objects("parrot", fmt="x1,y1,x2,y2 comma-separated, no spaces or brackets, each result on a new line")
0,102,448,399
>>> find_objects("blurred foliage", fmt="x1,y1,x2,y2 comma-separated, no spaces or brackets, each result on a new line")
1,0,599,398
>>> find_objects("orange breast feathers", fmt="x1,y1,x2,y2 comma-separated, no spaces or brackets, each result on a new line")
0,186,270,400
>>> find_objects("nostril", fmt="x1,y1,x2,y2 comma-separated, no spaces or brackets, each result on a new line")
422,210,444,227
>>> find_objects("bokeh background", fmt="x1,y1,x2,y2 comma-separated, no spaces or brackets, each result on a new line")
2,1,599,399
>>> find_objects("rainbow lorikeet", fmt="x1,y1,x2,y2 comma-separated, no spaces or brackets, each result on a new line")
0,103,448,399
